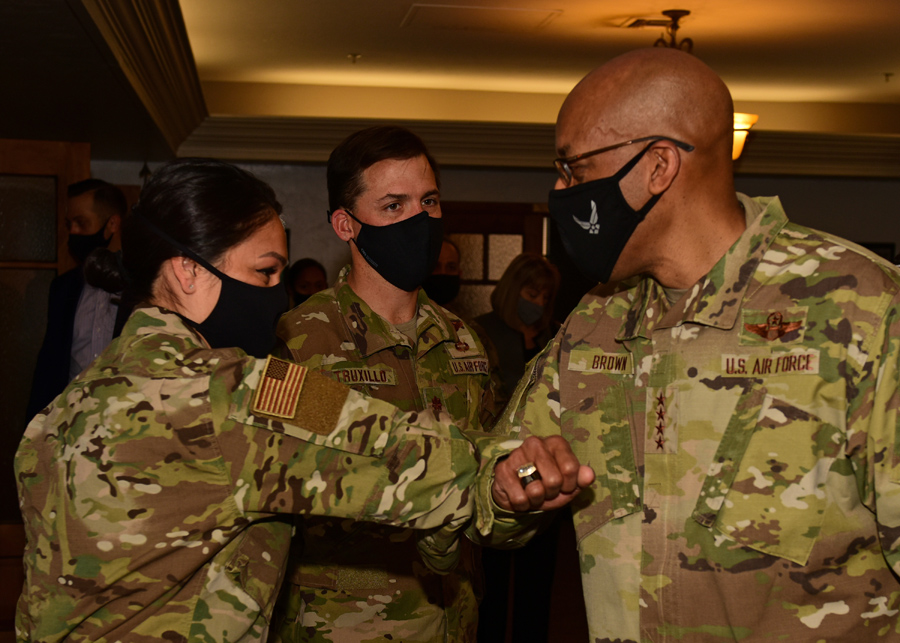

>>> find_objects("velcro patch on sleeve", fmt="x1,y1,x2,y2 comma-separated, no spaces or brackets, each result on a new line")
290,370,352,436
253,356,307,419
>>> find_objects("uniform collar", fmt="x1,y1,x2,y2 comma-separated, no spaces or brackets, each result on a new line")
121,305,206,346
333,265,464,359
619,194,788,341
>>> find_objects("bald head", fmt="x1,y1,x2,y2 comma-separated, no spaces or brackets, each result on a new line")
558,48,734,164
552,48,747,288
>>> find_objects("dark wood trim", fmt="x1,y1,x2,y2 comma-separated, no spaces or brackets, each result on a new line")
180,116,900,178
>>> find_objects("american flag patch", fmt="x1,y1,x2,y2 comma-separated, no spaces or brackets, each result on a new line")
252,356,307,419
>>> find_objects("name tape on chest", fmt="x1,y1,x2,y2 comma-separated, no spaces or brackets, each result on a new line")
330,366,397,386
567,349,633,375
722,349,820,376
449,357,489,375
252,356,307,419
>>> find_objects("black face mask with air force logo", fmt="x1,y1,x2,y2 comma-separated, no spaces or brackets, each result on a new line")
547,144,662,284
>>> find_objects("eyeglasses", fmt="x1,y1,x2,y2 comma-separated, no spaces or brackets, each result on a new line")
553,136,695,185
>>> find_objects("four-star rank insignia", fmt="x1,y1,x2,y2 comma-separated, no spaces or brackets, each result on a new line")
647,387,678,455
744,310,803,341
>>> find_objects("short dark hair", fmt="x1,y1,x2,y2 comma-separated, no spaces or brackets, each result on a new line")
86,158,281,303
68,178,127,222
326,126,440,212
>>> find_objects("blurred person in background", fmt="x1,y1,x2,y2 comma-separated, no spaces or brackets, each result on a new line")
286,257,328,306
423,237,462,310
26,178,126,421
474,253,560,400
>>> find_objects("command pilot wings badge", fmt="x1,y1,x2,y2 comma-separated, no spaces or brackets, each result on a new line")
573,200,600,234
744,311,803,341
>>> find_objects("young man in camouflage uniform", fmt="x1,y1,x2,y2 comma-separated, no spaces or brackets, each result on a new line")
478,48,900,641
273,127,495,642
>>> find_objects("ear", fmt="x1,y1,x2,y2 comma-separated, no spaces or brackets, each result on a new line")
169,256,199,295
104,213,122,238
331,209,356,242
645,141,683,195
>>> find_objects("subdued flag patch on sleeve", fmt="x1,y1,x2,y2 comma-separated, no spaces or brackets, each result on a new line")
252,356,307,419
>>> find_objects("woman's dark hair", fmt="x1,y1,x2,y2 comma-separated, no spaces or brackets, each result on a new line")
490,253,560,332
326,126,440,212
85,158,282,305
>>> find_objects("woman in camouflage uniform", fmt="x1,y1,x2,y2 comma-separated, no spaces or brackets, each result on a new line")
14,159,481,643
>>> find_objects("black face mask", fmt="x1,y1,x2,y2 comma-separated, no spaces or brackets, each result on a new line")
547,144,662,284
181,256,289,358
421,274,460,305
68,227,111,264
135,213,289,358
517,297,544,326
344,210,443,292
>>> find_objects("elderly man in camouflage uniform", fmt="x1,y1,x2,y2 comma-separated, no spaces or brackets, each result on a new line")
479,48,900,641
274,126,495,643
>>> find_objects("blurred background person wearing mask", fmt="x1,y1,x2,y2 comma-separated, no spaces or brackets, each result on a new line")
26,178,126,421
474,253,560,401
286,257,328,306
422,238,462,312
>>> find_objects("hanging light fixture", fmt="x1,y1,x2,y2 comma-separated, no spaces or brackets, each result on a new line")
653,10,693,52
642,10,759,159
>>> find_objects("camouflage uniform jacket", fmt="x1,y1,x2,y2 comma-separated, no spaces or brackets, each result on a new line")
481,195,900,641
15,306,478,643
273,265,493,643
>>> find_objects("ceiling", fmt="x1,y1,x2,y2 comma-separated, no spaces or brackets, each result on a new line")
182,0,900,119
2,0,899,174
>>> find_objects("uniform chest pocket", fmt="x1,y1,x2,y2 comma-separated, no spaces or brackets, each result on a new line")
692,386,842,565
566,382,642,544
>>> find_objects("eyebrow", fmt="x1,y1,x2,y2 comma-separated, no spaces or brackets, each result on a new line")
376,189,440,203
260,251,288,267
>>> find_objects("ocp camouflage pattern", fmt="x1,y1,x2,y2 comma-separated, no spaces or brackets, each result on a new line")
15,306,478,643
271,265,495,643
482,195,900,641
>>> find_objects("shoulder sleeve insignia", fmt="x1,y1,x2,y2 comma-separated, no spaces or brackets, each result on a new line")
252,356,307,419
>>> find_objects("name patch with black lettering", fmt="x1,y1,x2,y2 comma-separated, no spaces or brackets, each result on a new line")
568,348,633,375
330,366,397,386
449,358,489,375
722,349,820,376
